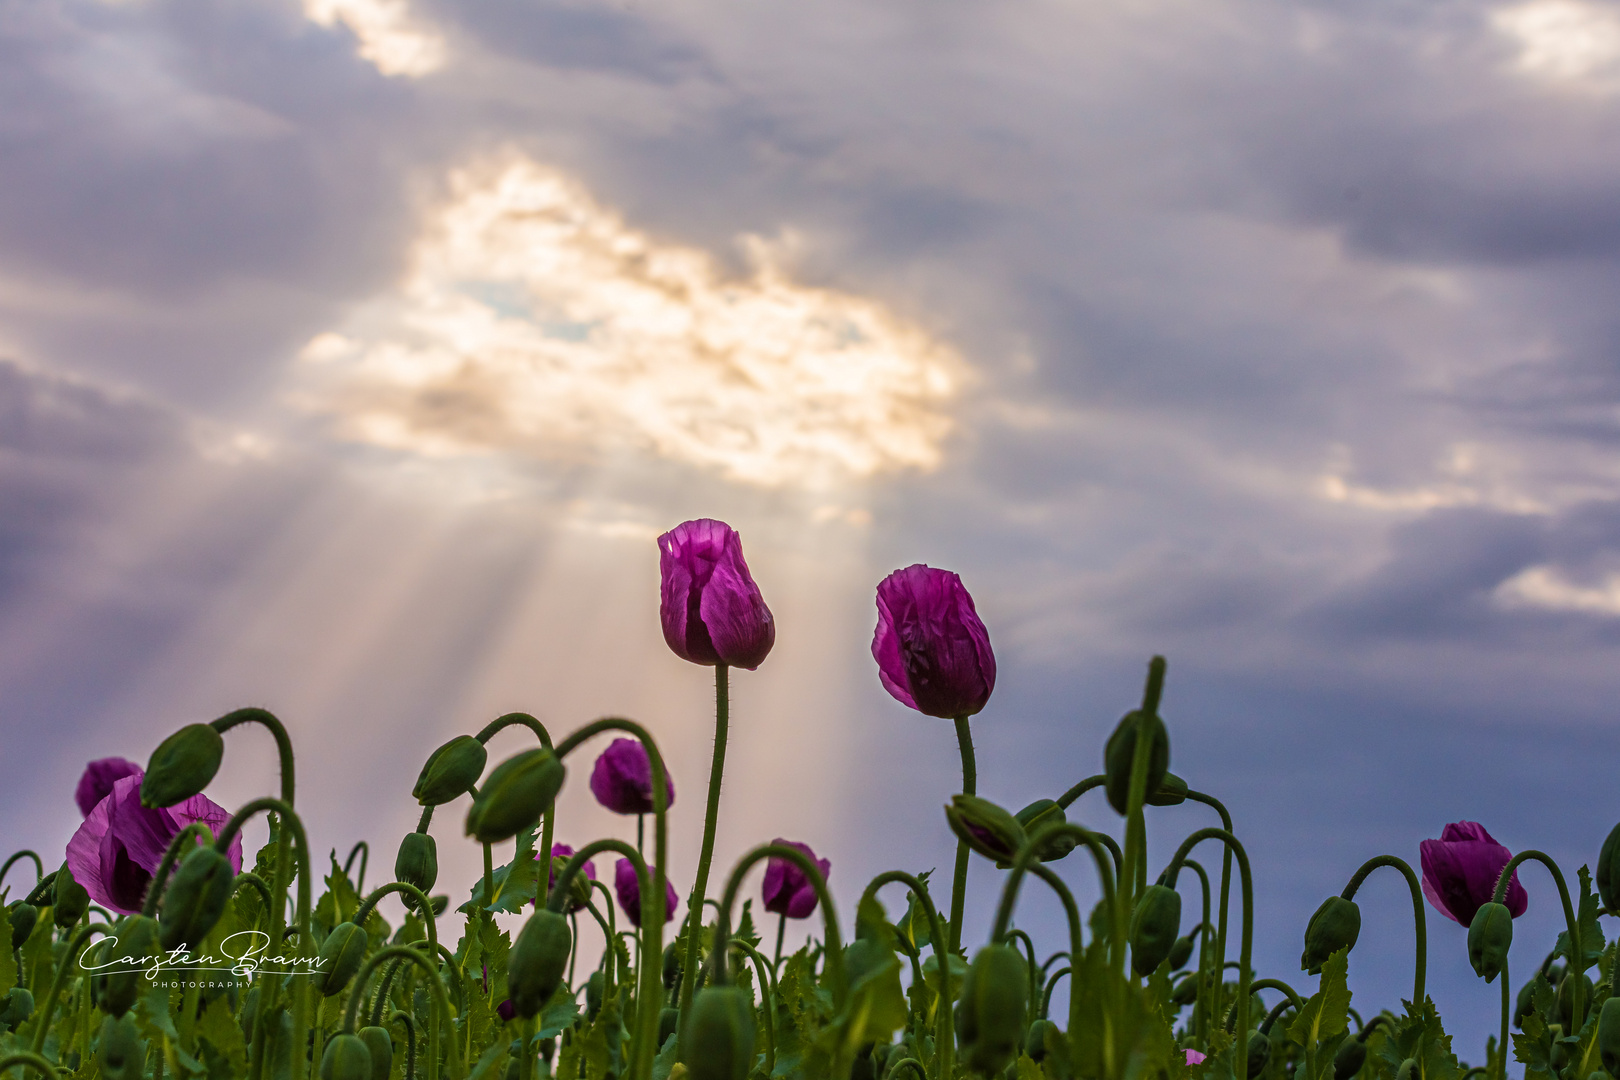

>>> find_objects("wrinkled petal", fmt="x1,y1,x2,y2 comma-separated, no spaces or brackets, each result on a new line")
614,858,678,929
589,739,675,815
1420,821,1526,926
659,519,774,669
75,757,140,818
67,787,140,914
873,565,995,719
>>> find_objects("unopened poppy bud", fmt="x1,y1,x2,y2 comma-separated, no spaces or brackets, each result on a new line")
98,1013,144,1080
681,986,757,1080
956,944,1028,1076
394,832,438,893
509,910,572,1018
161,845,234,951
316,922,369,997
320,1033,373,1080
413,736,487,807
1171,974,1200,1006
945,795,1026,864
54,866,91,928
1,987,33,1028
1129,884,1183,976
1104,710,1170,816
102,915,159,1017
1599,824,1620,913
1246,1031,1271,1077
585,970,605,1019
1597,997,1620,1076
1560,971,1593,1030
1147,771,1189,807
1168,933,1196,971
663,943,682,990
429,895,448,917
1025,1018,1059,1062
8,902,36,949
1395,1058,1419,1080
1334,1035,1368,1080
465,749,566,844
1014,800,1075,862
1302,896,1362,974
658,1006,679,1049
141,724,225,808
358,1025,393,1080
1468,902,1513,982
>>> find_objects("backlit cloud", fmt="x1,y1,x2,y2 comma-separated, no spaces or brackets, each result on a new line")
1493,0,1620,90
304,0,446,77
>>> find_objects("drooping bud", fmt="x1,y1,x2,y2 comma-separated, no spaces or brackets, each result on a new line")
1147,771,1189,807
1168,933,1196,971
98,1013,145,1080
1104,710,1170,815
54,866,91,929
1301,896,1362,974
1129,884,1183,976
1334,1035,1368,1080
320,1033,374,1080
945,795,1026,864
1,987,33,1029
1468,902,1513,982
141,724,225,808
509,910,572,1018
358,1025,393,1080
956,944,1029,1076
465,749,566,844
1246,1031,1272,1077
1171,973,1200,1006
8,902,37,949
663,942,682,990
681,986,757,1080
1597,996,1620,1077
160,845,234,951
429,895,448,917
1599,824,1620,913
394,832,438,894
1395,1059,1419,1080
585,970,605,1019
1559,971,1593,1030
316,922,370,997
1025,1018,1059,1062
658,1006,680,1049
102,915,160,1017
1014,800,1076,862
412,735,487,807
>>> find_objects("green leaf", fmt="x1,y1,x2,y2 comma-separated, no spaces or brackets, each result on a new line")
1555,866,1607,972
536,984,582,1039
735,898,762,950
459,829,540,915
467,1038,510,1080
0,907,13,995
1288,948,1353,1049
196,995,249,1080
137,983,181,1042
894,870,936,953
650,1032,680,1080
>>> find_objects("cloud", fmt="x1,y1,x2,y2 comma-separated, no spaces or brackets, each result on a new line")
304,0,446,77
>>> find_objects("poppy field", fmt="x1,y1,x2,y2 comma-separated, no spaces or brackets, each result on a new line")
2,517,1615,1080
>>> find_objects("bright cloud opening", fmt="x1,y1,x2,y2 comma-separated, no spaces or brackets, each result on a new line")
304,0,445,78
1494,565,1620,615
295,155,964,490
1492,0,1620,89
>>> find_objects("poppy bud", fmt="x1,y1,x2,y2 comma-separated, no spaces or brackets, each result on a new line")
1559,971,1593,1030
509,910,572,1018
1301,896,1362,974
358,1025,393,1080
1334,1035,1368,1080
663,943,682,990
680,985,757,1080
465,749,566,844
141,724,225,808
1104,710,1170,816
658,1006,679,1049
945,795,1026,864
585,970,605,1019
102,915,159,1017
1168,934,1196,971
1549,1026,1569,1071
1025,1018,1059,1062
1,987,33,1029
1147,771,1189,807
8,902,36,949
394,832,438,894
1014,800,1076,862
316,922,369,997
161,845,234,951
412,736,487,807
98,1013,144,1080
1171,974,1200,1006
1468,902,1513,982
1246,1031,1271,1077
1129,884,1183,976
429,895,448,917
1598,996,1620,1076
1599,824,1620,913
320,1033,373,1080
54,866,91,929
956,944,1028,1075
1395,1059,1418,1080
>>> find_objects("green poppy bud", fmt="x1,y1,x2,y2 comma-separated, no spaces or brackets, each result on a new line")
358,1025,393,1080
1334,1035,1368,1080
1129,884,1183,976
1468,902,1514,983
160,845,235,951
1246,1031,1271,1077
54,866,91,929
316,922,370,997
412,735,488,806
141,723,225,808
429,895,448,917
1599,824,1620,913
465,749,566,844
1,987,33,1029
1168,933,1196,971
8,902,37,949
1171,973,1200,1006
658,1006,679,1050
1147,771,1189,807
956,944,1028,1076
98,1013,145,1080
509,910,572,1018
680,985,756,1080
1025,1018,1059,1062
1597,996,1620,1077
851,1043,879,1080
1104,710,1170,815
1301,896,1362,974
585,970,605,1019
663,942,682,990
944,795,1027,863
1560,971,1594,1030
102,915,160,1018
1014,800,1076,862
320,1033,374,1080
1395,1058,1419,1080
1548,1026,1569,1072
394,832,438,894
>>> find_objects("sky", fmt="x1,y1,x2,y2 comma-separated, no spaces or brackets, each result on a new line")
5,0,1620,1057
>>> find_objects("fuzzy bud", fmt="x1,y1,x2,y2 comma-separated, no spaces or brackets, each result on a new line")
98,1013,145,1080
394,832,438,894
54,867,91,929
8,902,36,949
945,795,1026,864
316,922,369,997
1014,800,1075,862
320,1033,373,1080
465,749,566,844
358,1026,393,1080
160,845,234,951
509,910,572,1018
141,724,225,808
1104,710,1170,816
1129,884,1183,976
412,736,487,807
956,944,1028,1076
1147,771,1189,807
1468,902,1513,983
1301,897,1361,974
101,915,159,1018
1598,997,1620,1077
681,986,757,1080
1334,1036,1368,1080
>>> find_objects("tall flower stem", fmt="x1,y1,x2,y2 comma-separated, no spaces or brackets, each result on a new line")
1121,658,1167,910
1185,790,1234,1007
1182,858,1214,1042
1161,828,1255,1080
1492,850,1583,1028
1498,956,1510,1080
340,946,465,1080
1340,855,1426,1005
475,712,554,905
679,663,731,1013
948,712,977,952
0,851,41,890
859,871,951,1080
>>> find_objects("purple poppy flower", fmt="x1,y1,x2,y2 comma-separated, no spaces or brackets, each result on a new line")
589,739,675,816
65,772,243,915
614,858,679,929
1420,821,1528,926
75,757,141,817
872,565,996,719
658,519,775,670
497,999,516,1022
1185,1050,1207,1066
761,839,829,920
535,843,597,913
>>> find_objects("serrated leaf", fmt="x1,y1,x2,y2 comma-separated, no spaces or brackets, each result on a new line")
1288,949,1352,1048
196,995,249,1080
536,984,581,1039
894,870,936,953
459,829,540,915
138,983,181,1042
1553,867,1606,973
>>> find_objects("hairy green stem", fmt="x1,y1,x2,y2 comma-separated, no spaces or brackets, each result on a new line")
1341,854,1426,1005
1494,851,1582,1027
949,712,977,954
1161,828,1255,1080
859,870,952,1080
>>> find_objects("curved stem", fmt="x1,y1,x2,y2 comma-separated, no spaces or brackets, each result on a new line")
1005,928,1040,1016
1341,855,1426,1006
1493,851,1581,1027
859,870,952,1080
1031,864,1087,1052
233,873,275,922
369,956,408,1027
389,1011,417,1080
1185,789,1235,1013
1161,828,1255,1080
1041,967,1071,1019
1244,979,1305,1015
343,842,369,893
713,845,845,1009
352,882,439,957
341,946,465,1080
211,707,296,807
29,923,113,1054
1122,657,1168,908
0,1051,60,1078
949,712,977,953
728,938,777,1074
0,852,41,891
1054,775,1104,811
1183,857,1214,1042
887,1060,928,1080
140,823,214,917
475,713,552,749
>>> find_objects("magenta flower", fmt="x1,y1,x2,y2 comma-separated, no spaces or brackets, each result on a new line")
75,757,141,817
65,772,243,915
1420,821,1528,926
589,739,675,815
761,839,829,920
658,519,775,670
536,843,597,913
872,565,996,719
1185,1050,1207,1066
614,858,679,929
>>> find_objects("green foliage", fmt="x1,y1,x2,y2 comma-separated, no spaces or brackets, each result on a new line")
1289,949,1353,1049
459,829,540,916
